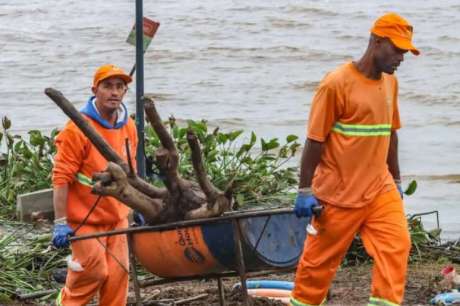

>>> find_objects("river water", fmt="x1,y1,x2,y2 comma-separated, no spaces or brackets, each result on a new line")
1,0,459,239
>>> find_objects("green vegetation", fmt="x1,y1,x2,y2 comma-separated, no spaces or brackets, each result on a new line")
145,117,300,208
0,222,67,303
0,117,58,217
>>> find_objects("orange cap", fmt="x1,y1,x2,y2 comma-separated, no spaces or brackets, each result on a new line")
371,12,420,55
93,64,132,87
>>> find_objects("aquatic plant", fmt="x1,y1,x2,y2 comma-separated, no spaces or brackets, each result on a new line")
0,117,58,217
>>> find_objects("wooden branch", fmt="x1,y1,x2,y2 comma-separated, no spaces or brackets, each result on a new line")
143,97,176,152
176,293,209,305
92,162,165,223
45,88,167,199
186,129,219,201
155,148,180,194
185,194,231,219
144,97,182,195
45,88,126,168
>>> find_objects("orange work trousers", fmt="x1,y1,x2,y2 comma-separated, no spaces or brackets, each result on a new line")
291,189,411,306
56,218,129,306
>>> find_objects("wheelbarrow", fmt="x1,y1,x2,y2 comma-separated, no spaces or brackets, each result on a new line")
70,208,310,305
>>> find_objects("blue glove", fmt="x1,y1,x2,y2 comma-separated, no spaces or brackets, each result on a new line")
294,191,319,218
133,211,146,226
52,224,74,248
397,183,404,199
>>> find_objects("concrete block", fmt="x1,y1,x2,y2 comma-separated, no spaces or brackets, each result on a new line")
16,188,54,222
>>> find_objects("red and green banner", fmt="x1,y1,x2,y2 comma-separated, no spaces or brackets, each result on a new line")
126,17,160,52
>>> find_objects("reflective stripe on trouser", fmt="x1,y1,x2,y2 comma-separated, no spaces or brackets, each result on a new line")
290,296,325,306
368,296,400,306
291,189,410,305
55,289,63,306
57,218,129,306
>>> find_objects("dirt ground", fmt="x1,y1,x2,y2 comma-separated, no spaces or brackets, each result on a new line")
127,261,450,306
3,260,450,305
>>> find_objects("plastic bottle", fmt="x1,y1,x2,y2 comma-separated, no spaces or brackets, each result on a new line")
431,290,460,305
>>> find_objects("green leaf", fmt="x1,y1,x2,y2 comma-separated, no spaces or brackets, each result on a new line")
404,180,417,196
216,133,228,144
228,130,243,141
0,131,3,143
286,134,298,143
28,130,45,146
250,131,257,145
261,138,279,151
236,193,245,205
2,116,11,129
6,134,14,148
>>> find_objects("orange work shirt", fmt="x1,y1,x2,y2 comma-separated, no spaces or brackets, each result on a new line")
52,116,138,225
307,62,401,207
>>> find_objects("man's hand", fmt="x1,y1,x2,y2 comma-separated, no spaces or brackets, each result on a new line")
294,188,319,218
133,211,146,226
52,223,74,248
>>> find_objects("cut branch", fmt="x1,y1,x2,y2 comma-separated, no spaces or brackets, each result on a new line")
92,162,165,223
144,97,182,194
186,129,219,201
144,97,176,151
45,88,127,168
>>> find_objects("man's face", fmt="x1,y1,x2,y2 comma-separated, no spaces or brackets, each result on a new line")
92,76,127,113
374,38,408,75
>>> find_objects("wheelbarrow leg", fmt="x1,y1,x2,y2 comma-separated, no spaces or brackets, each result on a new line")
232,219,250,306
128,233,142,306
217,277,226,306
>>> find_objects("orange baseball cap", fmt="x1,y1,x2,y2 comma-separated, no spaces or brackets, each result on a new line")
93,64,132,87
371,13,420,55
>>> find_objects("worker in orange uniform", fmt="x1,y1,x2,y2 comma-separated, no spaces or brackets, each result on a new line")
52,64,138,306
291,13,419,306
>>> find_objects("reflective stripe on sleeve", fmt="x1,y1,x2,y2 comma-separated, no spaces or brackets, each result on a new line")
76,172,93,187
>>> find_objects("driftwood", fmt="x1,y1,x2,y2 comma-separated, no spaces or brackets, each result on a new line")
45,88,232,224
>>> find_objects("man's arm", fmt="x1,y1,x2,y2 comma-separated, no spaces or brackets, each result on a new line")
53,185,69,221
387,130,401,182
298,138,323,189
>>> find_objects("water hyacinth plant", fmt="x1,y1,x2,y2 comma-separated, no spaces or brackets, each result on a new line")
144,117,301,209
0,117,58,217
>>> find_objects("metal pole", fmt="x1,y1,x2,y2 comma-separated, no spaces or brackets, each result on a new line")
69,208,294,242
217,277,226,306
135,0,146,178
127,234,142,306
232,219,250,306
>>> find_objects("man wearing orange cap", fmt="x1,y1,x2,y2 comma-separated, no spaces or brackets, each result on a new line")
52,64,138,305
291,13,419,306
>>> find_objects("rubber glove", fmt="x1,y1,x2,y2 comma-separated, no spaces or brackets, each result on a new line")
294,188,319,218
52,223,74,248
133,211,146,226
